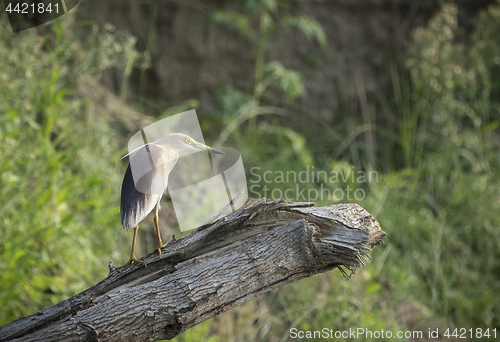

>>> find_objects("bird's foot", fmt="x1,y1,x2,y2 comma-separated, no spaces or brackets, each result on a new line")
155,241,166,258
114,254,147,270
154,235,176,258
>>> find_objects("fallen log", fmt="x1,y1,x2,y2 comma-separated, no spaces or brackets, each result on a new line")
0,199,386,342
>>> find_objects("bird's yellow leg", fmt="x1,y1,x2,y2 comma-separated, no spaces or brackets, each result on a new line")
115,226,147,269
153,203,165,257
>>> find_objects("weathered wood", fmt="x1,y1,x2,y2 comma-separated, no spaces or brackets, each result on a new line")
0,199,386,342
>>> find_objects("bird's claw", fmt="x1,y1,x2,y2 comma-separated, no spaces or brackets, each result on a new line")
155,241,165,258
114,255,147,270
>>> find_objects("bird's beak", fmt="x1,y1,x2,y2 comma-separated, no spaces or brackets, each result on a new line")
194,141,224,155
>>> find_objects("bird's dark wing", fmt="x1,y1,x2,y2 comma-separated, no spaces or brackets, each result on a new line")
120,144,176,228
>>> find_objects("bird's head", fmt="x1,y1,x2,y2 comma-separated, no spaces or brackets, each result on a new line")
156,133,224,156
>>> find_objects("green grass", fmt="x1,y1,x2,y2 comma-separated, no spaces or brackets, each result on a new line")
0,15,126,325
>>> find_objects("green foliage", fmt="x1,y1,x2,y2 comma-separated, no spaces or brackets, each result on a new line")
208,0,324,105
264,61,305,100
79,23,151,102
79,23,151,77
209,11,250,39
361,2,500,328
0,16,125,325
278,271,401,342
200,1,500,339
280,14,327,48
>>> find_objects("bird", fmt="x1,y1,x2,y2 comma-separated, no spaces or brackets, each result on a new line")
116,133,223,269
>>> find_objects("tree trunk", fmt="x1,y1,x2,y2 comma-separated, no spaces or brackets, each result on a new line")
0,199,386,342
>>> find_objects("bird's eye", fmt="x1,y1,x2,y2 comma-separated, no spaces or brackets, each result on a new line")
185,139,190,144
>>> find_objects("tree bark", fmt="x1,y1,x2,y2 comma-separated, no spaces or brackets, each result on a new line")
0,199,386,342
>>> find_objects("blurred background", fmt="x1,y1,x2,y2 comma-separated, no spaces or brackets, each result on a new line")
1,0,499,340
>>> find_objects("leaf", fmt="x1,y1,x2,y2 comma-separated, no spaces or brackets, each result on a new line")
209,11,250,39
280,15,327,48
264,61,305,100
